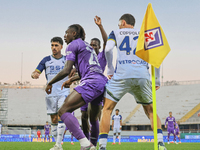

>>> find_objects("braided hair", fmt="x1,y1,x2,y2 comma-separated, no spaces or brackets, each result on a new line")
68,24,85,41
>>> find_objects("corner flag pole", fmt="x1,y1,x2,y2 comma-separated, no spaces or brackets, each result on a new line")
151,65,158,150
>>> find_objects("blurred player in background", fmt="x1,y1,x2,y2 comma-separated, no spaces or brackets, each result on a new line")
45,24,107,150
111,109,122,145
37,129,41,142
61,112,75,145
175,121,181,143
31,37,70,150
165,111,176,144
81,16,107,146
44,121,51,142
0,121,2,138
98,14,166,150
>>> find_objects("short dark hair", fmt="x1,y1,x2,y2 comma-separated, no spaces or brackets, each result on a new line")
119,14,135,26
91,38,101,46
51,37,63,45
115,109,119,112
68,24,85,41
169,111,172,113
46,121,48,123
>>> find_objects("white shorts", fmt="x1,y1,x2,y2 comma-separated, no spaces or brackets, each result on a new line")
105,78,152,105
46,95,67,115
113,127,121,134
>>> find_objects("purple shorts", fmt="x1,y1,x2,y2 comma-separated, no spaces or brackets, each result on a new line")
167,128,175,134
45,131,49,135
80,95,103,111
75,82,105,107
175,130,179,135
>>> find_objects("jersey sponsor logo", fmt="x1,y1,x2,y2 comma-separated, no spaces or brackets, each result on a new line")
66,51,72,55
144,27,163,50
50,65,64,74
120,31,139,35
118,59,147,65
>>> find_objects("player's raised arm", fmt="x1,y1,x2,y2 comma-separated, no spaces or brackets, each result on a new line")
94,16,107,50
105,31,116,79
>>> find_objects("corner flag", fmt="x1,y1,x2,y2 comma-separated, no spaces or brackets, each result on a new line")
135,3,170,150
136,3,170,68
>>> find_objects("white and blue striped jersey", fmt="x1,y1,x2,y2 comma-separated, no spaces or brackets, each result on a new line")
106,28,160,85
36,55,70,97
112,114,122,128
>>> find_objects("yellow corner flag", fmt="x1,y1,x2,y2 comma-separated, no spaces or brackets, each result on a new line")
135,3,170,150
136,3,170,68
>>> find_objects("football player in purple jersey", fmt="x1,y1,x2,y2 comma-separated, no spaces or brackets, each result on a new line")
80,16,107,146
165,111,176,144
45,24,107,150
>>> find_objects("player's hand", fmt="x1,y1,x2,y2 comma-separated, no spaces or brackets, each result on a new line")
120,127,122,130
94,16,102,26
69,68,77,78
198,112,200,117
156,86,160,90
61,79,72,90
31,71,40,79
165,125,167,128
45,84,52,94
108,75,113,79
112,126,113,130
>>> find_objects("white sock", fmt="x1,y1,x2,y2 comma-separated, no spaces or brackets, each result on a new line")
51,124,58,142
119,135,121,143
57,123,66,147
79,137,90,147
99,138,107,148
113,135,116,143
158,133,163,143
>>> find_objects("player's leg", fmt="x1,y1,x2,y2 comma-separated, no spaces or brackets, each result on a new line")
118,132,121,144
61,130,66,145
81,104,90,140
71,134,74,145
48,134,50,142
132,78,166,149
88,102,102,146
58,90,94,149
173,131,177,143
44,135,47,142
178,132,181,143
99,78,128,149
112,132,116,144
56,96,67,147
167,130,170,144
47,96,59,143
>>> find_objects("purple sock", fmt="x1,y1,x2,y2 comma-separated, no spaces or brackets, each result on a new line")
61,112,85,140
174,134,176,141
168,133,170,141
71,134,73,142
84,132,90,140
90,120,99,146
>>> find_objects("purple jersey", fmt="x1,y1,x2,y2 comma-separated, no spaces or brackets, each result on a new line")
97,49,106,72
44,124,51,132
66,38,107,83
165,116,175,129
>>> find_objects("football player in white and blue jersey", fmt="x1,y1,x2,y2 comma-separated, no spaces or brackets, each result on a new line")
99,14,166,150
31,37,69,150
111,109,122,145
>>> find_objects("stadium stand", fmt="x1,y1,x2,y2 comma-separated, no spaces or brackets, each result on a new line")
2,81,200,128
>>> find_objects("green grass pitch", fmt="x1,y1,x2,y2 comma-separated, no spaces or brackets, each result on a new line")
0,142,200,150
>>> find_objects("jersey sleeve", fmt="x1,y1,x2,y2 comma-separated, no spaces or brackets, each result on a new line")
112,115,114,120
107,31,116,45
120,115,122,120
65,42,79,62
36,57,49,73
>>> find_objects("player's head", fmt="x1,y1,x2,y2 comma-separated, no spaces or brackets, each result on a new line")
50,37,63,56
46,121,48,125
169,111,172,116
64,24,86,44
118,14,135,29
90,38,101,54
38,129,40,131
115,109,119,115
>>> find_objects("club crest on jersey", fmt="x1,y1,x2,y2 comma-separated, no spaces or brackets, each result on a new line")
144,27,163,50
